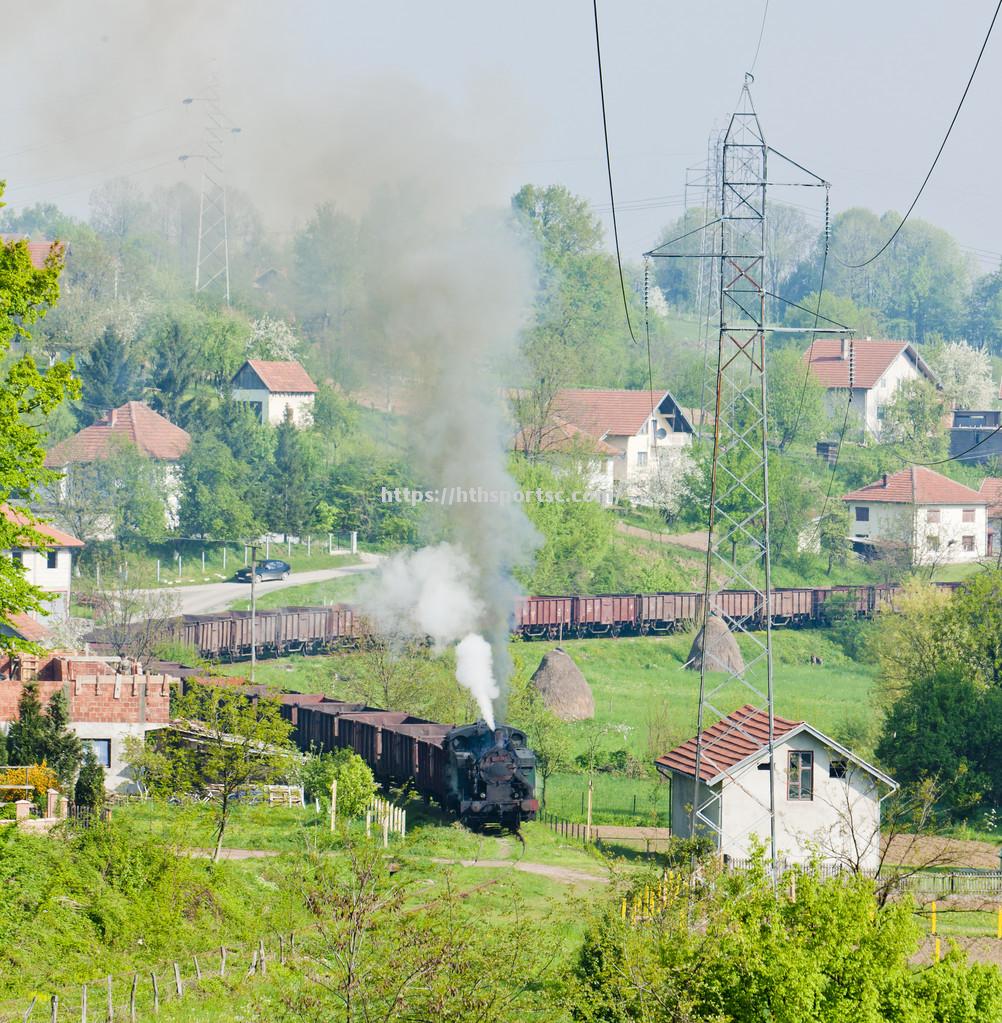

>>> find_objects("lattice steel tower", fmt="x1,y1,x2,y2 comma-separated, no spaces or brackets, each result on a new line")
646,78,847,867
187,76,233,305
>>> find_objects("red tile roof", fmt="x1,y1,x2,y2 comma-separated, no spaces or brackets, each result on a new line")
842,466,986,505
513,414,619,456
2,613,51,644
45,402,190,467
655,705,802,783
242,360,317,394
980,477,1002,517
1,505,83,548
0,233,63,270
803,339,936,390
551,389,686,439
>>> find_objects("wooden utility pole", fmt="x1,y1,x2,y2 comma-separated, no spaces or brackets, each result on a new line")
249,544,259,683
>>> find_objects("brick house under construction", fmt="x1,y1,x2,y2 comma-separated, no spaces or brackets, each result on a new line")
0,653,173,792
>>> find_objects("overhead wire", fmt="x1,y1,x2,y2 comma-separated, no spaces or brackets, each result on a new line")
591,0,642,346
749,0,771,75
834,0,1002,269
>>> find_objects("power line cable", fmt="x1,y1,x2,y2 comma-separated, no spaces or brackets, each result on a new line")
749,0,770,74
592,0,641,346
835,0,1002,269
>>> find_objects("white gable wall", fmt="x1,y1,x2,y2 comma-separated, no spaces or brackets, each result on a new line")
232,387,315,427
5,548,74,619
846,500,986,564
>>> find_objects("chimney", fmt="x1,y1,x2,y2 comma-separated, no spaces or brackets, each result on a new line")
882,473,888,487
109,408,117,426
841,336,851,360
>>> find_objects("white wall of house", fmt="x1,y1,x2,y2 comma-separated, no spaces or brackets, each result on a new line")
232,387,315,427
823,354,925,436
846,500,986,564
72,721,165,793
8,548,73,619
612,415,693,505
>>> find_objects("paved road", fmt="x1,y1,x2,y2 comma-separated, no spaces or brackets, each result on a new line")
166,552,383,615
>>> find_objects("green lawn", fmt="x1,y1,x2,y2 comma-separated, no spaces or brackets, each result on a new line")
230,571,364,611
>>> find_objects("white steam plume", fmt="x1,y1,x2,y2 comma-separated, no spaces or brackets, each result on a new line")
455,634,498,729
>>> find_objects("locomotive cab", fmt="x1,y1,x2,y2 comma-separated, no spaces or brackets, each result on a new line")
445,721,538,828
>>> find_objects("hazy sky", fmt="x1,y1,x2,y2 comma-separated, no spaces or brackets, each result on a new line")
1,1,1000,270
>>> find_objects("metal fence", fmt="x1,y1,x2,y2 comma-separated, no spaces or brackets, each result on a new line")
541,774,668,827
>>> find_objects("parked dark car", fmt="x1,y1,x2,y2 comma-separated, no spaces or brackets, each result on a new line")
235,559,291,583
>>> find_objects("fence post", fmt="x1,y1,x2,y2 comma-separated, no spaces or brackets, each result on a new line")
129,975,137,1023
156,559,160,584
50,995,58,1023
201,551,206,574
172,963,182,998
151,973,158,1014
223,547,227,572
383,815,389,848
330,779,337,831
106,975,113,1022
351,530,357,554
307,535,311,557
220,947,227,977
193,955,201,981
80,986,86,1022
259,939,266,975
23,995,37,1022
247,950,258,977
586,779,593,842
280,935,286,965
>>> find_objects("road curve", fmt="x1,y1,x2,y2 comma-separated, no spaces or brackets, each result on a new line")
166,552,383,615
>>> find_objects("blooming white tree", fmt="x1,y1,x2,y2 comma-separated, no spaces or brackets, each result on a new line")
926,340,995,408
248,314,301,361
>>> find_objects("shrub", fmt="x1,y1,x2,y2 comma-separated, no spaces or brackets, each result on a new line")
74,746,106,810
300,748,375,818
0,764,58,808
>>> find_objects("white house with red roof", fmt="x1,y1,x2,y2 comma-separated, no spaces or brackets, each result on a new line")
548,388,694,504
655,705,896,871
0,505,83,627
46,402,192,533
842,466,988,564
803,338,938,436
231,359,318,427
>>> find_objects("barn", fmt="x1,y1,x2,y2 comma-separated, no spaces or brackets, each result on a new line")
655,706,896,871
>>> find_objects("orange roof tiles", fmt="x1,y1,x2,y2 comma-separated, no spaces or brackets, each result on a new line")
1,505,83,548
0,233,63,270
513,414,619,456
980,477,1002,517
655,705,802,783
842,466,986,505
803,339,936,390
242,360,317,394
551,389,688,439
46,402,190,467
2,613,51,644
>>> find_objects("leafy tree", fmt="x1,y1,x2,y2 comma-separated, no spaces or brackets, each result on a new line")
0,196,79,647
950,570,1002,687
300,748,375,818
783,289,883,343
512,184,604,260
925,338,995,408
179,433,260,539
74,324,142,425
817,503,851,575
881,378,947,461
766,347,830,451
967,264,1002,352
312,384,356,446
268,410,316,536
172,684,294,860
5,683,47,765
508,664,570,809
121,731,194,800
43,690,83,786
144,318,210,429
571,852,1002,1022
320,455,419,545
73,745,106,810
247,314,300,361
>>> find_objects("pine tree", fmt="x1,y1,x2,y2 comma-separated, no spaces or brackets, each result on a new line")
75,325,141,425
270,409,315,536
44,690,83,785
74,746,105,810
6,683,48,765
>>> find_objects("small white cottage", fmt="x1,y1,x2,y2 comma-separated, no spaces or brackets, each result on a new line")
231,360,318,427
656,705,897,872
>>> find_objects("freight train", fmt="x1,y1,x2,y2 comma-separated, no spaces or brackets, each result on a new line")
277,692,538,829
97,580,964,661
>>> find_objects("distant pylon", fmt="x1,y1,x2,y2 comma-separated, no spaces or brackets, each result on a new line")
189,75,233,305
645,77,851,871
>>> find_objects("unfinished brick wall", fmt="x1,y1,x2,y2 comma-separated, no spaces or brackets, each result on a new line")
0,675,173,725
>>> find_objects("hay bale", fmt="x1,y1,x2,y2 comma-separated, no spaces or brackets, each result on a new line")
685,613,744,674
530,647,594,721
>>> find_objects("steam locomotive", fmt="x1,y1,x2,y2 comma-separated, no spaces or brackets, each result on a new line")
280,693,538,829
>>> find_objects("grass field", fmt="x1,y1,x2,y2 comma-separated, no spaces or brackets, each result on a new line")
229,570,365,611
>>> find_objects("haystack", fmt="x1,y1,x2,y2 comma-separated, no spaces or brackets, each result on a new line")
685,613,744,674
530,647,595,721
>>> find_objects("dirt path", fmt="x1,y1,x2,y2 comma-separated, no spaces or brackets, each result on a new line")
616,522,708,552
186,848,281,860
431,857,607,886
884,834,1002,869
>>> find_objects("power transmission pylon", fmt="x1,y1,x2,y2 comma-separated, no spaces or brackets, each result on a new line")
646,77,850,868
183,77,237,305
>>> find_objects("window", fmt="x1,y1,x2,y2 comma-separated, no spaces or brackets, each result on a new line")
91,739,111,768
10,550,22,565
927,509,941,524
963,535,975,552
46,550,58,569
829,759,848,779
963,508,975,523
926,535,940,551
788,751,814,801
636,450,648,467
855,506,869,522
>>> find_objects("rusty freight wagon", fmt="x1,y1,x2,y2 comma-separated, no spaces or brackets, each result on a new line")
573,594,638,636
638,592,702,633
513,596,574,639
